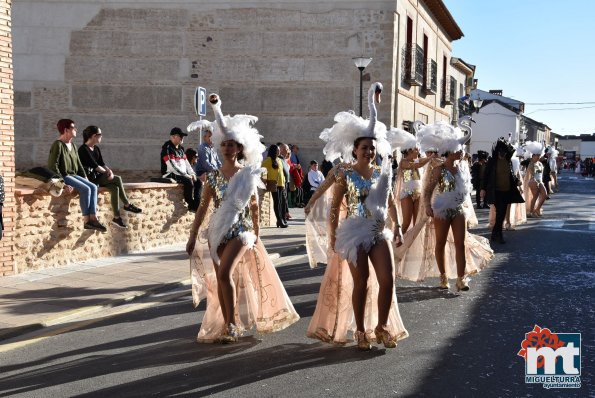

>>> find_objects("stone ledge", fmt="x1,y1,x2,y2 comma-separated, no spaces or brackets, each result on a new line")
12,180,275,274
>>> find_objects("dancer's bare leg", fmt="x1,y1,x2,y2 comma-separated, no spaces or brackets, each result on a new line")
433,217,451,275
534,184,547,214
401,196,414,233
529,180,539,213
368,240,395,328
216,238,248,325
450,214,467,278
412,198,420,227
348,249,370,333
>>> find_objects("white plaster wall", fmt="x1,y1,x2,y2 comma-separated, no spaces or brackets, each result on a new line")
469,102,517,155
580,141,595,158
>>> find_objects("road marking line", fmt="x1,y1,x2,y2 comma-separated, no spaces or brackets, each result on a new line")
532,227,595,234
0,291,188,353
540,220,564,229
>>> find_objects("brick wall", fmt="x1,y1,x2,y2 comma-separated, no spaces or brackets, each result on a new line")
0,1,14,276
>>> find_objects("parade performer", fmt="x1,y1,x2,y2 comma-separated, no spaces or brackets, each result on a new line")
393,129,435,233
524,141,547,218
306,82,409,350
421,121,491,291
186,94,299,343
395,120,492,287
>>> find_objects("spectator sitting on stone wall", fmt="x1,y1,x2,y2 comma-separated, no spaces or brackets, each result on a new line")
161,127,200,212
48,119,107,233
78,125,142,229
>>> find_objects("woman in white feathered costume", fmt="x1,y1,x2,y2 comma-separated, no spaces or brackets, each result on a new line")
395,120,493,286
523,141,547,217
185,94,299,343
547,146,559,193
306,82,409,351
421,121,487,291
394,125,437,233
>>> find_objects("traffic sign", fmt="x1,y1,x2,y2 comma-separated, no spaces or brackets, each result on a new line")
194,87,207,117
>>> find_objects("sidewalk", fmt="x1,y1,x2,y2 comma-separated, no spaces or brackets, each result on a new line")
0,209,307,342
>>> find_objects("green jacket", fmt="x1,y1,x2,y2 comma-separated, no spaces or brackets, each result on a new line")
48,140,87,178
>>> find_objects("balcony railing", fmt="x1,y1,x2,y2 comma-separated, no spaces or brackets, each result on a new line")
402,44,424,86
424,60,437,94
442,76,457,105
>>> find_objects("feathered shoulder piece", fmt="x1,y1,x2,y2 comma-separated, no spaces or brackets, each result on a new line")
207,165,265,263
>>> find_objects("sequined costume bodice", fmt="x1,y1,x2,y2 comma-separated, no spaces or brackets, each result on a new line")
437,167,457,193
532,161,543,183
342,166,381,219
403,168,420,184
207,169,253,243
400,168,422,199
433,166,465,220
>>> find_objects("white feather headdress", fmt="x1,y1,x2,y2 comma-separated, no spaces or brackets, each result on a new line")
524,141,544,156
187,94,265,166
416,118,472,155
320,82,407,162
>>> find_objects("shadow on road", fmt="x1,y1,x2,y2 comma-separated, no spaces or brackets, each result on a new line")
76,342,384,397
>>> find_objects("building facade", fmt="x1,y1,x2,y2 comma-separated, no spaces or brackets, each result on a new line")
13,0,468,173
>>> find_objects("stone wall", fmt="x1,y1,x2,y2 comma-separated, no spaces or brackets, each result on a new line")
0,0,14,276
13,1,398,174
13,183,274,273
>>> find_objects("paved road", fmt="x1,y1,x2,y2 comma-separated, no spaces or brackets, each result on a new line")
0,173,593,397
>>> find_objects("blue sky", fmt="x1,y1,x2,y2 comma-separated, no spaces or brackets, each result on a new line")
443,0,595,136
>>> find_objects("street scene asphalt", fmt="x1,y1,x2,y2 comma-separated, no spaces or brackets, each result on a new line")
0,170,593,397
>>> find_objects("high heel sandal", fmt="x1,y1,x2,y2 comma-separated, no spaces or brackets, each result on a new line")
374,326,397,348
354,331,372,351
456,277,470,292
218,323,239,344
311,327,332,343
439,274,450,289
276,221,288,228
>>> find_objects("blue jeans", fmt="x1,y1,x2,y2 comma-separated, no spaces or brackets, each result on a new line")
63,175,98,216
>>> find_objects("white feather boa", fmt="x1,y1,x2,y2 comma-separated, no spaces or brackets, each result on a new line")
335,158,393,265
207,165,265,263
431,161,472,219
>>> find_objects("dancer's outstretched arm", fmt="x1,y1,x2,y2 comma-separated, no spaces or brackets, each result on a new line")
328,172,346,251
423,166,440,218
250,194,259,238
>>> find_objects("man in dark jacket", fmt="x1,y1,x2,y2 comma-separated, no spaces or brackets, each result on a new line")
480,138,525,244
161,127,200,212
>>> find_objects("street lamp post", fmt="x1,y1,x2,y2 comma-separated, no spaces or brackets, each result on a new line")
472,96,483,114
353,57,373,117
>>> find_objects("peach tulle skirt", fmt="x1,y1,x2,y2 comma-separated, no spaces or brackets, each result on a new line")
191,238,300,343
305,190,409,344
305,251,409,344
395,212,494,281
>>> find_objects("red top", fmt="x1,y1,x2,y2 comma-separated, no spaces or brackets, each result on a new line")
286,158,303,187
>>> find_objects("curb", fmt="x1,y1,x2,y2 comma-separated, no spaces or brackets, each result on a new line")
0,244,306,343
